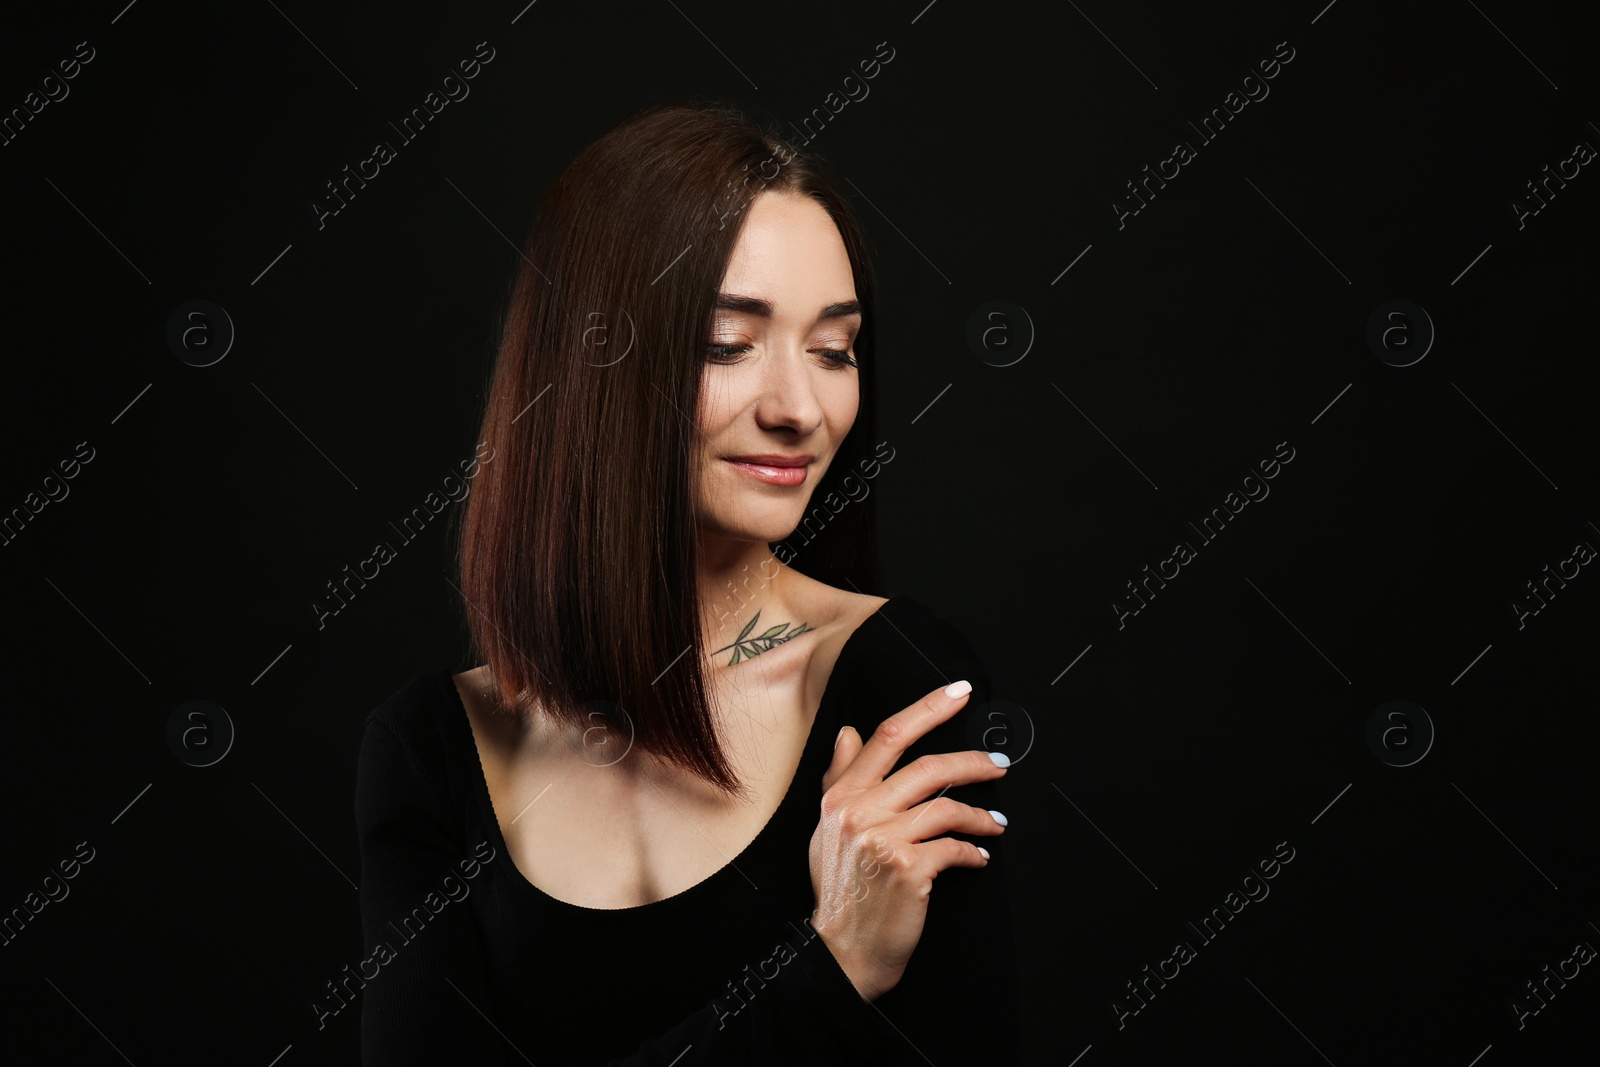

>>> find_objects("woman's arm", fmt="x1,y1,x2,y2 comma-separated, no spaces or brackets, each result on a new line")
832,603,1024,1065
354,713,907,1065
354,717,511,1065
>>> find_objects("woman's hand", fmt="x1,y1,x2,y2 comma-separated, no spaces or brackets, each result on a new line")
807,679,1010,1002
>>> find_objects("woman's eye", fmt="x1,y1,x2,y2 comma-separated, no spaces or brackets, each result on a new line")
814,348,859,369
705,342,749,362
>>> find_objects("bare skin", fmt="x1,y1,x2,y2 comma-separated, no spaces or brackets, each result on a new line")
455,578,887,911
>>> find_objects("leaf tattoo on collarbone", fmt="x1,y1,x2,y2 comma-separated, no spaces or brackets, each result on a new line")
711,609,815,665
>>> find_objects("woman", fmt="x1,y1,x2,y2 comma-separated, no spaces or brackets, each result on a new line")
354,101,1020,1065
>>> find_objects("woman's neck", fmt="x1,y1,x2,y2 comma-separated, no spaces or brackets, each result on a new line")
696,535,798,659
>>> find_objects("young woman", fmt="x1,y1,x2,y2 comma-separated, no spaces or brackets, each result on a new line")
354,101,1020,1065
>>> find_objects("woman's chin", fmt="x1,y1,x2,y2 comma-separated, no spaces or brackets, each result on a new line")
697,513,808,546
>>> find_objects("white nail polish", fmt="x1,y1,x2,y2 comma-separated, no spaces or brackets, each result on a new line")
988,809,1008,827
945,679,971,698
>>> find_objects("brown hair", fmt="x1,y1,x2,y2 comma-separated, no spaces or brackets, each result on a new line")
455,100,883,798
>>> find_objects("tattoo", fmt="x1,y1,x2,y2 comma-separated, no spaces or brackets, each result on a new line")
711,609,815,665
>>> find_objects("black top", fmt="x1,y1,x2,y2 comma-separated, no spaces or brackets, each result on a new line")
353,594,1020,1065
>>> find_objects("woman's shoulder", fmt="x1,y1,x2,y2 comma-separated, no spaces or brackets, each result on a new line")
367,668,455,730
790,579,980,655
784,574,887,623
828,586,982,656
360,668,472,783
828,589,995,717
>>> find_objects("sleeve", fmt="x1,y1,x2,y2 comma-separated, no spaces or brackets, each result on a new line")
355,712,908,1066
354,714,509,1065
605,918,909,1066
852,606,1024,1066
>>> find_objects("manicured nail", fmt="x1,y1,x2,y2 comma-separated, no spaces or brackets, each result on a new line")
835,726,846,748
988,751,1011,768
988,809,1008,827
977,846,991,860
944,679,971,698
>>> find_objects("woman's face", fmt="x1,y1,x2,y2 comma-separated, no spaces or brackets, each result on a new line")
695,189,862,545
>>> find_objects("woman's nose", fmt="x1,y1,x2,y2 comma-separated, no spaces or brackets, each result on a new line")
755,342,824,433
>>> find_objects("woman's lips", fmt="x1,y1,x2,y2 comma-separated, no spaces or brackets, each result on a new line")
724,459,808,486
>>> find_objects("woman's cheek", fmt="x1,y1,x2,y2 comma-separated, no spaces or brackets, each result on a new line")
695,370,729,427
832,388,860,439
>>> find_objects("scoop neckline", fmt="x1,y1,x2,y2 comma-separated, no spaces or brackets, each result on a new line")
441,594,904,922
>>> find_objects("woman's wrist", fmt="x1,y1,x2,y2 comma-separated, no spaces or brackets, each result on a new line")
810,909,886,1003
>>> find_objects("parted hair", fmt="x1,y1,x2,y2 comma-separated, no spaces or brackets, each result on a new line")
454,100,883,798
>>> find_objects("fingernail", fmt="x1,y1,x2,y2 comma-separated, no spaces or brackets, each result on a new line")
944,679,971,698
988,809,1008,827
977,846,991,860
834,726,846,748
988,751,1011,768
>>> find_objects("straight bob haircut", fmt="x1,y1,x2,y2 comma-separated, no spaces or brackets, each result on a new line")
455,101,885,799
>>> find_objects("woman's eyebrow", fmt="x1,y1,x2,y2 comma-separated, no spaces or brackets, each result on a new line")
715,293,862,321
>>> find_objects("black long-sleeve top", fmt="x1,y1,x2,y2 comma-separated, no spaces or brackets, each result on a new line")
352,594,1020,1065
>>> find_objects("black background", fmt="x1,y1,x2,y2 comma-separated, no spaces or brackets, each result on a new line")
2,1,1597,1064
